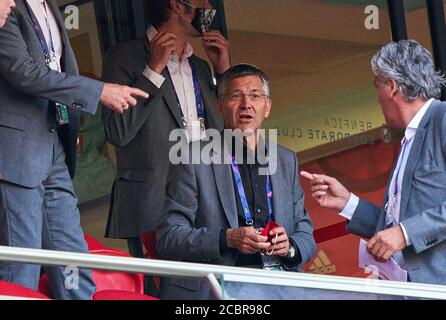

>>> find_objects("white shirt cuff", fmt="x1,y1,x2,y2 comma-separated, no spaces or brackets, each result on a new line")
142,66,165,88
339,193,359,221
399,223,412,246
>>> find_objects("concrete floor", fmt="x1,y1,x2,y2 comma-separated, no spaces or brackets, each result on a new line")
79,202,128,253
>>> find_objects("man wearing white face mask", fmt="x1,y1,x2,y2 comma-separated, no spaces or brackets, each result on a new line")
102,0,230,295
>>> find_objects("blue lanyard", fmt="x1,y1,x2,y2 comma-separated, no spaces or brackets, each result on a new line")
393,137,409,196
25,1,56,68
25,1,69,125
230,156,274,226
165,60,206,124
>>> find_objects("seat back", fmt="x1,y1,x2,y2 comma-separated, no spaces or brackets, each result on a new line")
1,280,50,300
84,234,106,251
38,248,144,298
92,290,159,300
90,248,144,295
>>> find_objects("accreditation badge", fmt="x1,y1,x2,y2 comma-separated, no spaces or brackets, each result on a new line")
55,102,70,125
260,254,284,271
187,119,206,142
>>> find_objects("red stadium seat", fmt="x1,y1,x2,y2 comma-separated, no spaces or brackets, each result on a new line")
39,248,144,299
0,280,50,299
89,248,145,294
84,234,106,251
92,290,159,300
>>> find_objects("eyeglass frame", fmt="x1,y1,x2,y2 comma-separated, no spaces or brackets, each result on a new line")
220,90,270,103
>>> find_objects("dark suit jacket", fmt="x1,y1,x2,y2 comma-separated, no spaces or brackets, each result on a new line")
348,100,446,285
156,137,316,299
0,0,103,187
102,38,223,238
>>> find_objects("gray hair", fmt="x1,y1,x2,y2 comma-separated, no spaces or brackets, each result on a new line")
371,40,445,100
217,63,270,98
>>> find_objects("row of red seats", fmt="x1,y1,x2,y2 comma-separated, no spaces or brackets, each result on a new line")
0,234,159,300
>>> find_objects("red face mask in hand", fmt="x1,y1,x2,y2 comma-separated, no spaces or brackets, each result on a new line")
261,221,280,243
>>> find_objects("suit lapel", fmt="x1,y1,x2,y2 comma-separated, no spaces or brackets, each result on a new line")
22,0,35,26
161,68,187,129
399,101,438,220
399,128,427,220
212,162,238,228
211,135,238,228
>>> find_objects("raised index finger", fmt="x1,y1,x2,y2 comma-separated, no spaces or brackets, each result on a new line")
312,174,337,186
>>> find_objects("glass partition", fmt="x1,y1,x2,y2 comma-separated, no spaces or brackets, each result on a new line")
220,271,445,300
224,282,407,300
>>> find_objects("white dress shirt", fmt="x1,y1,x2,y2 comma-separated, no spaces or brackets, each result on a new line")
27,0,63,72
142,26,201,131
340,98,435,263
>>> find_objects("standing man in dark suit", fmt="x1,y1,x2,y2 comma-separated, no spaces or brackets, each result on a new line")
0,0,148,300
302,40,446,285
156,64,316,299
102,0,228,264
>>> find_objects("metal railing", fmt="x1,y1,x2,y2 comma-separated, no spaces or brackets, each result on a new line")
1,245,446,300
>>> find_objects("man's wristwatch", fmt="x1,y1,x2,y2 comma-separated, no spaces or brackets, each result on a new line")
285,244,296,259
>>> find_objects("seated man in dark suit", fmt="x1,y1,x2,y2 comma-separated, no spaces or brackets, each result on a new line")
157,64,316,299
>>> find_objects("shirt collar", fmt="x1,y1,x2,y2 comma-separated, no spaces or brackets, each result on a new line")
403,98,434,143
28,0,46,7
146,25,194,62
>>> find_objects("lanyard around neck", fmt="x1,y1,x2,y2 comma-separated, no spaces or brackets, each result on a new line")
25,1,58,68
230,156,273,226
165,59,205,126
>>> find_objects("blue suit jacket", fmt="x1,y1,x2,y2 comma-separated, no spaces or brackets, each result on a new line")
348,99,446,285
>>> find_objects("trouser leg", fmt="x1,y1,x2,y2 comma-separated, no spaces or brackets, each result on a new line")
41,139,95,300
0,180,44,290
127,237,159,297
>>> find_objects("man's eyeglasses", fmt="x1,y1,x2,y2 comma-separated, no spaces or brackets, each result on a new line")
221,91,269,103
